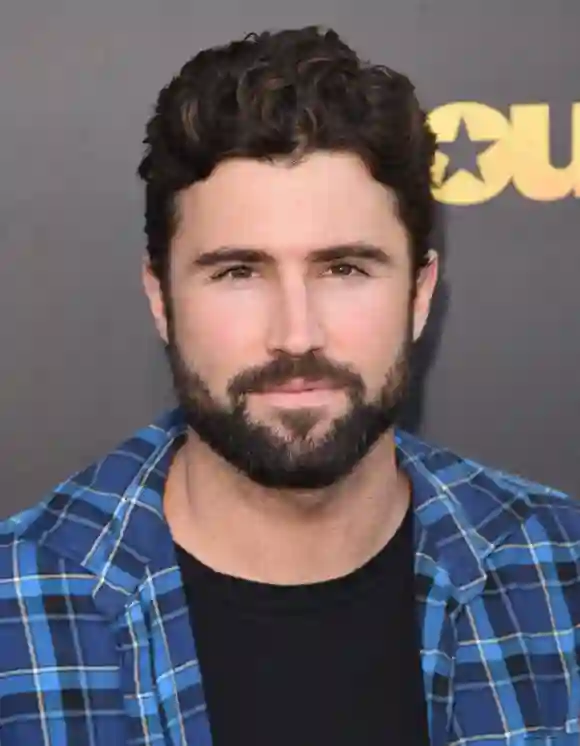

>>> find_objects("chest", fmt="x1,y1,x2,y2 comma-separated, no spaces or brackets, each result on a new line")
182,563,427,746
426,583,580,745
110,573,579,746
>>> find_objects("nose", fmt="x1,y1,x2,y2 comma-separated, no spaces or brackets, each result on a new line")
266,277,325,356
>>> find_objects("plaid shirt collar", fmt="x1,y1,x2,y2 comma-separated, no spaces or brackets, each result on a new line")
14,407,538,613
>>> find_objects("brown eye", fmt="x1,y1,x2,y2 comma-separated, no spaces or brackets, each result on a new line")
213,265,256,281
326,263,366,277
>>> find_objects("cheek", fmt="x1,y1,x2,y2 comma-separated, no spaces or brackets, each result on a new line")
322,283,409,352
171,290,267,384
319,284,410,395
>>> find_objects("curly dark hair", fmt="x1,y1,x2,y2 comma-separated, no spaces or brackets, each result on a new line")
137,26,437,285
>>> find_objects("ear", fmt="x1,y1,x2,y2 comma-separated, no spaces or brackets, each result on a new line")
142,257,168,343
412,250,439,342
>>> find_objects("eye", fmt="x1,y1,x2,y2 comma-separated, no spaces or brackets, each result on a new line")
212,265,256,281
325,263,368,277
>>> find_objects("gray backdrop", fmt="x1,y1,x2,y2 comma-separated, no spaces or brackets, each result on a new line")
1,0,578,515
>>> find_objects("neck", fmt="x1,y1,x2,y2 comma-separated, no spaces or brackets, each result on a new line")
164,430,410,585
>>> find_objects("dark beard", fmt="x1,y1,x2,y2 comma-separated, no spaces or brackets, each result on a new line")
164,331,411,490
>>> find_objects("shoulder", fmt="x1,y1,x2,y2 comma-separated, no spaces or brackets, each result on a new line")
0,500,98,603
396,428,580,548
0,407,183,563
0,508,100,685
0,501,50,572
0,408,183,632
0,515,123,740
478,467,580,561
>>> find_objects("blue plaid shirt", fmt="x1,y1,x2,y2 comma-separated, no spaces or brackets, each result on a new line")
0,408,578,745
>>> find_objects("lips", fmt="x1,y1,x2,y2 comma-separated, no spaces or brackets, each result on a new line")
261,378,336,393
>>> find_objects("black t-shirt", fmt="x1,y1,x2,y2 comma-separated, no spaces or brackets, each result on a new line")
175,507,429,745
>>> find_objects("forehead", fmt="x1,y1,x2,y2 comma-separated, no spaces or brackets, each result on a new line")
172,152,409,260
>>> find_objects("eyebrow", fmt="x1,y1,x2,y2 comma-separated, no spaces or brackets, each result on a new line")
191,242,394,269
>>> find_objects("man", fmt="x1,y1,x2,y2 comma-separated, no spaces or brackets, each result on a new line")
0,25,578,746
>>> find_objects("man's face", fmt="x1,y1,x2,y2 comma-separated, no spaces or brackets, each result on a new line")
144,152,437,489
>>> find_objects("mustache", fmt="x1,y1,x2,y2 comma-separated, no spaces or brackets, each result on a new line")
228,351,365,400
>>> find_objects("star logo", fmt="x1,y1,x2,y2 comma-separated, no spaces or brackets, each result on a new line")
436,117,498,183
